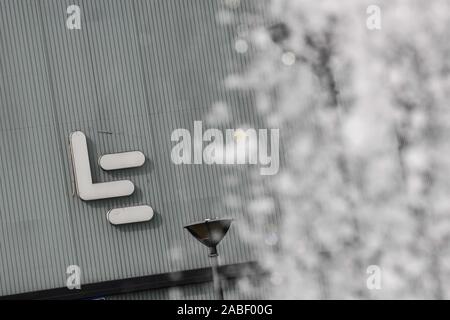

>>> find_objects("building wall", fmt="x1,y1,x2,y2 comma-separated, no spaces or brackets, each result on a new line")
0,0,267,297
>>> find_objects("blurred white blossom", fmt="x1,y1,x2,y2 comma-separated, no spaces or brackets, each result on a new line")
224,0,450,299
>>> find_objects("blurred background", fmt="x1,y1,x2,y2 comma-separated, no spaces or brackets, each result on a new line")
224,0,450,299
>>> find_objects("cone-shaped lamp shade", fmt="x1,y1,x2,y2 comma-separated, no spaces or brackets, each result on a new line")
184,218,233,248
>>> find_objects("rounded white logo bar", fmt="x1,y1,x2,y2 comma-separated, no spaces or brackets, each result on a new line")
99,151,145,171
107,205,154,225
70,131,135,201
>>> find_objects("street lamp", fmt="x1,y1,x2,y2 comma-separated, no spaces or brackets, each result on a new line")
184,218,233,300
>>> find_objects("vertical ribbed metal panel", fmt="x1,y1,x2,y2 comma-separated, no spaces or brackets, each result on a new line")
0,0,77,294
0,0,269,297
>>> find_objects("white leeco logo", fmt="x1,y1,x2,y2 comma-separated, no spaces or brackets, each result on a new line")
69,131,154,225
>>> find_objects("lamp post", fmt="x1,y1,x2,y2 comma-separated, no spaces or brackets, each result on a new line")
184,218,233,300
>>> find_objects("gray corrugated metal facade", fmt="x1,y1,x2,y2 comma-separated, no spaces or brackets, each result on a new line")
0,0,268,298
